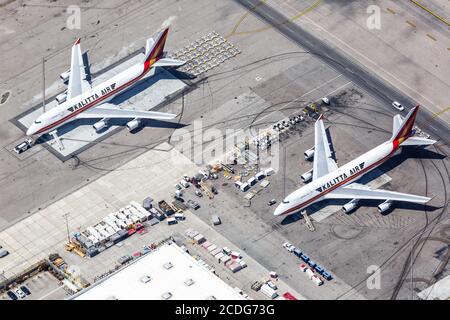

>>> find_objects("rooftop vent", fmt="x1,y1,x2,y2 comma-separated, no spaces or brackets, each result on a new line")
162,292,172,300
163,262,173,270
184,278,195,286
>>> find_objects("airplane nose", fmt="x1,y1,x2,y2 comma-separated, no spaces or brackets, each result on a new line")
273,203,284,216
26,125,36,136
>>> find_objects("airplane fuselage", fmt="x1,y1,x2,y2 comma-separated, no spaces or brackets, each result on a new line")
28,62,150,135
275,140,397,216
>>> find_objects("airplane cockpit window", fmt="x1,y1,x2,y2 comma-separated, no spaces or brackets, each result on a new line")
282,199,290,204
34,120,42,124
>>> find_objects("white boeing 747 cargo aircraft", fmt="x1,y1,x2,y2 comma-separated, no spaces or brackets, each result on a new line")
274,106,435,216
26,26,185,137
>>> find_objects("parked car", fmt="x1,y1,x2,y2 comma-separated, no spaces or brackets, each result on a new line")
187,200,200,210
7,290,18,300
195,190,203,197
0,248,9,258
15,288,26,299
392,101,404,111
282,242,295,252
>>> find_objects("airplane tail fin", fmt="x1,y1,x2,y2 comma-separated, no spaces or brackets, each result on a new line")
143,27,169,69
390,105,435,146
142,27,185,70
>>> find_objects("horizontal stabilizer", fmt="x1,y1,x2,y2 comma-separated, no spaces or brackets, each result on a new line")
153,58,186,67
401,136,436,146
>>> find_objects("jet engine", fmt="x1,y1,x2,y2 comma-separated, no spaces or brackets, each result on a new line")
342,199,360,213
300,169,313,183
60,69,70,83
126,118,141,132
377,200,393,213
93,119,108,132
304,147,314,161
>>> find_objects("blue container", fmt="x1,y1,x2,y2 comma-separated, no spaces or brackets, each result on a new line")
300,254,309,262
322,271,332,281
293,248,302,257
308,260,316,268
315,265,324,273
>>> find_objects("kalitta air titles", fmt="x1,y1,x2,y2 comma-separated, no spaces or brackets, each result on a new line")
67,83,116,113
316,162,365,193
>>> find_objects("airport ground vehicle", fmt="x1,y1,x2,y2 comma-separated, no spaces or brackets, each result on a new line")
0,247,9,258
392,101,404,111
15,288,26,299
13,138,34,154
267,199,276,206
187,200,200,210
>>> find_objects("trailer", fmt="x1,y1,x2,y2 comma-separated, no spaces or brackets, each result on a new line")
111,212,127,229
127,205,145,222
158,200,175,216
131,201,151,219
103,217,121,232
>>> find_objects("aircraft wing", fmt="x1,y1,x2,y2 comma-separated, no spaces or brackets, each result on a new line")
324,183,431,203
67,38,91,100
75,103,177,120
313,115,338,180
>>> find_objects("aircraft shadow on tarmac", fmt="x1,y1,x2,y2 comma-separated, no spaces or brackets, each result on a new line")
280,146,445,225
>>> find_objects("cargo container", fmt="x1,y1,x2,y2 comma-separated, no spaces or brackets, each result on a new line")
300,254,309,262
210,248,222,256
247,177,257,186
260,284,278,299
228,262,242,273
194,234,206,244
322,271,332,281
202,241,211,249
111,213,127,229
219,255,231,264
240,183,250,192
308,260,317,268
311,275,323,286
214,252,225,262
128,203,147,222
255,171,266,181
103,217,121,232
231,251,241,259
293,248,302,257
315,265,324,274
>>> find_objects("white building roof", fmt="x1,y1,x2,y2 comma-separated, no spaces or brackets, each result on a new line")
417,275,450,300
73,243,244,300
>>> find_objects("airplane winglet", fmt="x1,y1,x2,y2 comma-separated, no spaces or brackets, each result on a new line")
318,114,324,120
74,38,81,45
